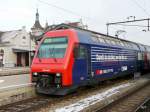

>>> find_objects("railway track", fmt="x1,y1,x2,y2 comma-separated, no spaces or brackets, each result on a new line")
0,76,149,112
135,98,150,112
0,77,131,112
0,96,59,112
97,81,150,112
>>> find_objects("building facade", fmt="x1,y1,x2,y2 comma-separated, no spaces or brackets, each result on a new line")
0,27,36,67
0,9,88,67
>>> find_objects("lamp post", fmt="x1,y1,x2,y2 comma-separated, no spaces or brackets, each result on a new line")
29,32,32,67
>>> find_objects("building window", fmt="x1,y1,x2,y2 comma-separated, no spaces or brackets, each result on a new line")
22,36,26,39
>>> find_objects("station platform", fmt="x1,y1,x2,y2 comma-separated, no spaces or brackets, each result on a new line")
0,73,149,110
0,67,30,76
0,74,36,106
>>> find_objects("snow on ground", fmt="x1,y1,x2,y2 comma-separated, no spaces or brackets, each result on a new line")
54,83,132,112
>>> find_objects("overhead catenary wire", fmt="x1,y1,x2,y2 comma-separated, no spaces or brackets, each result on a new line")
131,0,150,16
38,0,82,17
37,0,101,25
114,23,148,28
106,18,150,35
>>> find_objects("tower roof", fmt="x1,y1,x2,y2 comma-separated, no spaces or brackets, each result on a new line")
31,9,44,30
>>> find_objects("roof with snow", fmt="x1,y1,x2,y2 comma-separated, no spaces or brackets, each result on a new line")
0,30,21,43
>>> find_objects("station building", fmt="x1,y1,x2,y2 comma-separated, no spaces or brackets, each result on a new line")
0,8,87,67
0,9,44,67
0,27,36,67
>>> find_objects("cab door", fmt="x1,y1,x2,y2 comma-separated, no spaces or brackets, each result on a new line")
72,44,89,85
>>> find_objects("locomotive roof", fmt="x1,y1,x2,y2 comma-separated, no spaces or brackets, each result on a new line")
44,23,150,51
50,24,139,44
52,23,130,41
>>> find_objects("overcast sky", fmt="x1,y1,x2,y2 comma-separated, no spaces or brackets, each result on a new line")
0,0,150,45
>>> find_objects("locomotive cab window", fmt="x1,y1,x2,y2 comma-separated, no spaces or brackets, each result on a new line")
91,36,99,43
74,45,87,59
98,38,105,43
38,37,68,58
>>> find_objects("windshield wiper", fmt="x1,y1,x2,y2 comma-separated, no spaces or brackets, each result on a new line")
50,47,54,57
51,47,57,62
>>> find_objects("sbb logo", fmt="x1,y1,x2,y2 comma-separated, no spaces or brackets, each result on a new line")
96,70,103,75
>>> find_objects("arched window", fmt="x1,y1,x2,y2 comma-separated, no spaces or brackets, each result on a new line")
0,49,4,67
0,49,4,54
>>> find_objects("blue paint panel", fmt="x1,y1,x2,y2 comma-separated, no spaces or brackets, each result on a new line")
73,31,138,84
72,59,88,85
91,44,136,79
91,45,119,79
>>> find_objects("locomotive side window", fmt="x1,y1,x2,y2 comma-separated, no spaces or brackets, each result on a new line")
74,45,87,59
91,36,99,43
105,39,111,45
133,43,139,50
138,52,142,60
116,41,121,46
98,38,105,43
111,40,116,45
123,42,128,47
113,41,118,45
120,41,125,47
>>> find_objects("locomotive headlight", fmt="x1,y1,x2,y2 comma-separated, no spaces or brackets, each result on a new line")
33,72,38,76
32,72,38,82
55,73,61,86
56,73,61,77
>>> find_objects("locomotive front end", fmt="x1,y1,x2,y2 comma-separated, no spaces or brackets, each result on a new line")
31,29,78,95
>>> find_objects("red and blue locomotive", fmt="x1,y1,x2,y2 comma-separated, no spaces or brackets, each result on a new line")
31,27,150,95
